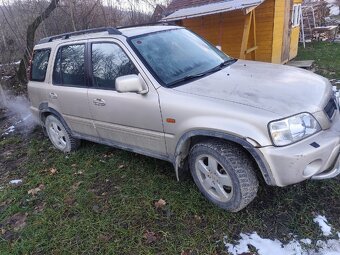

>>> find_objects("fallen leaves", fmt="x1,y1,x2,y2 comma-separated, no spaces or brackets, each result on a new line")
154,198,173,218
181,250,194,255
4,212,28,231
49,168,58,175
74,170,84,176
143,230,159,244
71,181,83,191
28,184,45,196
194,215,202,223
64,196,76,207
154,199,166,209
98,233,112,242
33,202,46,214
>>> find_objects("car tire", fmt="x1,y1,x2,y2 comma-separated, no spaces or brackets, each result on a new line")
189,140,259,212
45,115,80,153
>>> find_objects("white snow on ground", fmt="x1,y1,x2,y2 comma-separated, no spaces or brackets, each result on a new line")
2,125,15,135
224,215,340,255
1,113,34,137
0,61,20,67
225,233,305,255
314,215,333,236
1,76,12,80
9,179,23,185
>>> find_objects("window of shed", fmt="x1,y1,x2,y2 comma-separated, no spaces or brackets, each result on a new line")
292,4,302,27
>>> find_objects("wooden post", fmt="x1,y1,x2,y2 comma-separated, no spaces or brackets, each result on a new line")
240,12,253,59
252,9,257,60
240,10,257,60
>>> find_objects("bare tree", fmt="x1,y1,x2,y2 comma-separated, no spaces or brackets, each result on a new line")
17,0,60,83
0,0,168,82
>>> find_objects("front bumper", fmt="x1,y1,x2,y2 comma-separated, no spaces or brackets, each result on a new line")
259,114,340,187
311,155,340,180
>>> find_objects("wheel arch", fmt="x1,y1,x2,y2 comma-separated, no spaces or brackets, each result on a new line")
38,102,73,135
174,130,276,186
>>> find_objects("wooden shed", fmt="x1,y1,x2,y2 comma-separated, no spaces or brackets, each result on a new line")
161,0,303,64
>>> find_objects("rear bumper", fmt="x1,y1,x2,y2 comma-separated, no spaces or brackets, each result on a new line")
259,114,340,187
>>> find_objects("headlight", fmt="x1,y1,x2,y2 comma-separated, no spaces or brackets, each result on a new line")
269,113,321,146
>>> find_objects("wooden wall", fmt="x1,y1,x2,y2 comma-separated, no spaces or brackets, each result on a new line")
178,0,301,64
271,0,286,63
254,0,275,62
180,0,277,62
181,10,244,59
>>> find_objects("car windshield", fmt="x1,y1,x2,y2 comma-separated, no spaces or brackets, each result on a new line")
130,28,233,87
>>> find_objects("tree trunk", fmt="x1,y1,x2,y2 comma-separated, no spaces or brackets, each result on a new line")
17,0,60,83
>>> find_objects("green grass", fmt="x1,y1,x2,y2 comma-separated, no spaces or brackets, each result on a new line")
296,42,340,79
1,131,339,254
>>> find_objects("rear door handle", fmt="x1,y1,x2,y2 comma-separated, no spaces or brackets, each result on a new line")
93,98,106,106
49,92,58,99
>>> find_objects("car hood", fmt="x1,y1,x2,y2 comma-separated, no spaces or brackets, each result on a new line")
173,60,332,117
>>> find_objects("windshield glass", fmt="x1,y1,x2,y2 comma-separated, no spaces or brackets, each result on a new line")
130,28,232,87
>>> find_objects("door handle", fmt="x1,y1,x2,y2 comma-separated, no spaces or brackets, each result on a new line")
93,98,106,106
49,92,58,99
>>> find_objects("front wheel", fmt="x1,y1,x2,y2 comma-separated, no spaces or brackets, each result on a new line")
45,115,80,153
189,141,259,212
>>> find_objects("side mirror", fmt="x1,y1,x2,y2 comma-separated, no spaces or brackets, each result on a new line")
116,74,148,94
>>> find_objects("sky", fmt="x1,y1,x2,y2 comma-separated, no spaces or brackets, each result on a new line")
104,0,169,13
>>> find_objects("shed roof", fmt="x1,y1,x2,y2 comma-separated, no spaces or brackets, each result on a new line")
166,0,225,13
162,0,264,22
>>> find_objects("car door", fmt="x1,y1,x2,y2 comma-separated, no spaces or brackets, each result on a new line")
48,41,97,137
87,41,167,157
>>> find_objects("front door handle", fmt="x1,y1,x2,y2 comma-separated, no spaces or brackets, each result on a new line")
49,92,58,99
93,98,106,106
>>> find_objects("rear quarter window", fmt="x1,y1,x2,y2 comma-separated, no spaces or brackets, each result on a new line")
30,49,51,82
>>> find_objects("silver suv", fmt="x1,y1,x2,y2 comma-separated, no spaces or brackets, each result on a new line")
28,26,340,212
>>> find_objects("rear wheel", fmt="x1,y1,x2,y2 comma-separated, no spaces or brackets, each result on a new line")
189,141,259,212
45,115,80,153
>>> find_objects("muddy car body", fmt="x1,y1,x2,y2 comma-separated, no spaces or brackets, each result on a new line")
28,26,340,211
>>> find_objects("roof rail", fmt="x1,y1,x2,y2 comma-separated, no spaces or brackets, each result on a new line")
38,27,122,44
117,22,172,29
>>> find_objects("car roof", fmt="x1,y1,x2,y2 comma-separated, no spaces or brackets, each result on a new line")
120,25,179,37
34,25,180,50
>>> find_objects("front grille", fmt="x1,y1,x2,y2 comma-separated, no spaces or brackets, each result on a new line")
324,97,338,120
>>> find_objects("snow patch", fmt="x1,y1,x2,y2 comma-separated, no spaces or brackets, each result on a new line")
0,60,20,67
225,233,304,255
314,215,332,236
224,215,340,255
3,125,15,135
301,238,312,245
9,179,23,185
1,76,12,80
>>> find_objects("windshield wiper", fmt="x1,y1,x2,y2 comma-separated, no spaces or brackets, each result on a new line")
219,58,237,67
167,73,206,87
167,58,237,87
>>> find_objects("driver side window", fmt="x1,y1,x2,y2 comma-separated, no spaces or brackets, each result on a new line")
91,43,138,90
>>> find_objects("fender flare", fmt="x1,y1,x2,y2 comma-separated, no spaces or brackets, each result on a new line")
38,102,73,135
174,130,276,186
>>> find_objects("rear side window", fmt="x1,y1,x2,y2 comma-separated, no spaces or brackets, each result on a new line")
30,49,51,82
53,44,86,86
